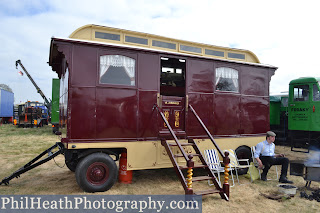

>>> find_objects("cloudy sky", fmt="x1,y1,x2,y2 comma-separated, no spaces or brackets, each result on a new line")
1,0,319,104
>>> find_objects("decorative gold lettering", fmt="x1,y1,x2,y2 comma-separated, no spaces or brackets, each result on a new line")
175,111,180,127
164,110,170,127
165,101,180,105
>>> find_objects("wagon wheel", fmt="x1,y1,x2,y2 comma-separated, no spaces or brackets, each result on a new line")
75,153,118,192
235,146,251,175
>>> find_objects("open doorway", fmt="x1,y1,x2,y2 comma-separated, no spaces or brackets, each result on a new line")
160,57,186,97
159,57,186,132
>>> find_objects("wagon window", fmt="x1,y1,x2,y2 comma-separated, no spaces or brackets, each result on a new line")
293,85,309,101
215,67,239,92
100,55,135,86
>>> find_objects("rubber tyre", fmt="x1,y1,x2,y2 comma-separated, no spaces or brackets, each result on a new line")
235,146,251,175
75,153,118,193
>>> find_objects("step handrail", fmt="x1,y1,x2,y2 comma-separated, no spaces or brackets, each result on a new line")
153,104,191,162
188,104,225,158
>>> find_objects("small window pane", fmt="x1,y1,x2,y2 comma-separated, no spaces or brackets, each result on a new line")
313,84,320,101
100,55,135,86
152,40,176,50
228,52,245,60
125,36,148,45
205,49,224,57
95,32,120,41
215,67,239,92
293,85,309,102
180,45,202,53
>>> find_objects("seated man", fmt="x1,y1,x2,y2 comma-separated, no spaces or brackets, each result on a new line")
254,131,293,183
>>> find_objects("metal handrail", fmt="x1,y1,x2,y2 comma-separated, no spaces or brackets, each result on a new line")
153,104,190,162
188,104,225,158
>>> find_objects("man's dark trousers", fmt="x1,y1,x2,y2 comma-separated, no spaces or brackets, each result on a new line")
260,156,289,178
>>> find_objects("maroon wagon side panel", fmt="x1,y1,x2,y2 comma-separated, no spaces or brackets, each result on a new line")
137,53,159,138
70,87,96,139
72,45,98,87
213,93,241,135
240,96,270,134
187,59,214,93
69,44,97,139
137,53,159,90
187,93,214,136
138,91,158,138
96,88,138,140
186,58,214,136
241,65,269,96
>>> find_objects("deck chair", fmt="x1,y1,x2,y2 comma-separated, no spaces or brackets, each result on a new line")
224,149,252,184
251,146,279,180
204,149,235,187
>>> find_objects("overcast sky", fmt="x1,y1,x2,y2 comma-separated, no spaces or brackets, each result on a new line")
1,0,319,104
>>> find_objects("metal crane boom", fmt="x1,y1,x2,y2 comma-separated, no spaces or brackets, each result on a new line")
15,60,51,110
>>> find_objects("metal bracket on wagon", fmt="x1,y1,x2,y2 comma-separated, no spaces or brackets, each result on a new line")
0,142,64,186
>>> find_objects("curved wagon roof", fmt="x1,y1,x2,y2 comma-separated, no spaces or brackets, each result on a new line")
69,24,261,64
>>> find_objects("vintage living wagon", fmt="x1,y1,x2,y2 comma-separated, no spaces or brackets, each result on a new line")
47,24,277,198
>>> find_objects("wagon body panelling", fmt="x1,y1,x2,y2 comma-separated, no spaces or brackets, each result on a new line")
186,58,215,136
213,93,241,135
137,53,159,139
51,39,276,142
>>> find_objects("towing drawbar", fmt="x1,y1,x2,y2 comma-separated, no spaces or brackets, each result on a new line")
0,142,64,185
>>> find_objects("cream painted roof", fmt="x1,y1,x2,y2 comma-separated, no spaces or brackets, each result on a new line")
69,24,261,64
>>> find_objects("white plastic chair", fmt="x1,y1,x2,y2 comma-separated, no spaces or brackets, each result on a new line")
251,146,279,180
204,149,235,187
224,149,252,184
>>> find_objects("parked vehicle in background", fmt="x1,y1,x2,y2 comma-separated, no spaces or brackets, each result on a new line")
289,77,320,151
270,93,288,142
270,77,320,151
0,89,14,124
51,78,60,133
17,101,48,127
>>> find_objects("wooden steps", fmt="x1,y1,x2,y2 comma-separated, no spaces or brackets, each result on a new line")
154,104,229,200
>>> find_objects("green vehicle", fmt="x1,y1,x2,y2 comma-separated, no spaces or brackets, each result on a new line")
269,93,288,142
288,77,320,150
270,77,320,151
51,78,60,133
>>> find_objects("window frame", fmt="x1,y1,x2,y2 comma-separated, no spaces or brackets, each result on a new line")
97,50,137,89
293,84,310,102
215,67,240,93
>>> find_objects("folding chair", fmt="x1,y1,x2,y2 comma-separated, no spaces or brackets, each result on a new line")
224,149,252,184
204,149,235,187
251,146,279,180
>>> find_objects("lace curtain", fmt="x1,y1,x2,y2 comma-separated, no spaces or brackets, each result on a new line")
215,67,239,91
100,55,135,85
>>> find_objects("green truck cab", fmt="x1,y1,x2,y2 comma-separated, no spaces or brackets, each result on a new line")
288,77,320,131
270,77,320,150
288,77,320,150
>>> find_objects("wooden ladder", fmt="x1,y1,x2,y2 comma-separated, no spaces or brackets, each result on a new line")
153,104,230,200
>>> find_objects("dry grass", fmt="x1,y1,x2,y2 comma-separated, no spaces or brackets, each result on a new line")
0,124,319,212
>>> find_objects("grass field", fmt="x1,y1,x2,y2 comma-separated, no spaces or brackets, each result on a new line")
0,124,319,212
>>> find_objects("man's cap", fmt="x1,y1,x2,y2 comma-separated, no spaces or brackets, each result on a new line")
266,131,276,137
